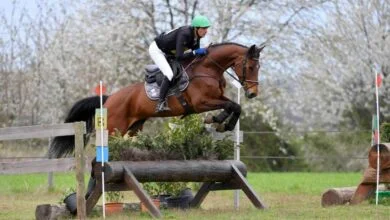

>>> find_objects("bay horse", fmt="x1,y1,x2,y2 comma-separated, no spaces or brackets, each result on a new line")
49,42,265,158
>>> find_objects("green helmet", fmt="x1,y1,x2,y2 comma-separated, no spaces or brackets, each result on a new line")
191,15,211,28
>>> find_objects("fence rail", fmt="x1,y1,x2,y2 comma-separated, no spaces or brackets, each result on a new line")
0,123,78,140
0,122,87,218
0,157,91,174
0,123,87,174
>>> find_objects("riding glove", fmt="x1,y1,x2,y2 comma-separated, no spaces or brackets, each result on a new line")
193,48,207,56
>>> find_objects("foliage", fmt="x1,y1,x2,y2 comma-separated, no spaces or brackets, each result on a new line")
108,114,234,196
288,130,371,171
59,187,76,204
106,191,124,202
142,182,188,197
108,115,233,161
380,122,390,143
239,115,308,172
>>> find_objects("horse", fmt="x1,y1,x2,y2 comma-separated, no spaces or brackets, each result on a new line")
49,42,265,158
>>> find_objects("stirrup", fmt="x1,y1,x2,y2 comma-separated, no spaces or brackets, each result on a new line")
155,100,171,113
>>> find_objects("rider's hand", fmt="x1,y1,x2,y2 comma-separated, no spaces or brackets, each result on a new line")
193,48,207,56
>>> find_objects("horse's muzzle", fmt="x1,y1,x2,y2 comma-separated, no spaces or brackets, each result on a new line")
245,90,257,99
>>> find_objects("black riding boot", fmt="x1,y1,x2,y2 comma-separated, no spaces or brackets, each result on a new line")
156,77,171,113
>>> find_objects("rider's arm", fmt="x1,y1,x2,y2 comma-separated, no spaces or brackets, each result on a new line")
175,32,195,61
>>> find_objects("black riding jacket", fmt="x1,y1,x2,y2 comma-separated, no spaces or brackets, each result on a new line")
155,26,200,61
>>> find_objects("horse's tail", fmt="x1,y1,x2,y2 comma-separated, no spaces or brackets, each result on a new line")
48,95,109,158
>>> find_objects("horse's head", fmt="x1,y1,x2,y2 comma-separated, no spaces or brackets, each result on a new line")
192,42,265,99
232,44,265,99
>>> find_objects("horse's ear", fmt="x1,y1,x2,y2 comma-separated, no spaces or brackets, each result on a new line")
248,44,257,58
256,43,266,54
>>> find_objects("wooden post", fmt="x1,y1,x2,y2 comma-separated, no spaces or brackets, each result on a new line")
231,164,266,209
74,122,86,219
124,167,162,218
47,137,54,190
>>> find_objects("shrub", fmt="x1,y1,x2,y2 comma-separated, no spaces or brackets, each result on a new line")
107,114,234,196
381,122,390,142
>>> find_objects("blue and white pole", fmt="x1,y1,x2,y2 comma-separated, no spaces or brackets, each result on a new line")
95,81,109,218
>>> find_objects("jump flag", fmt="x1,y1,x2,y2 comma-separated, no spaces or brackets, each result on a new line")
94,84,107,96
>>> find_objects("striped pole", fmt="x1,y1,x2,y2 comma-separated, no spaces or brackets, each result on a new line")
95,81,108,218
374,67,382,205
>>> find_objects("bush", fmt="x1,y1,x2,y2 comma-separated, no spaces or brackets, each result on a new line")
108,115,233,161
381,122,390,142
107,114,234,196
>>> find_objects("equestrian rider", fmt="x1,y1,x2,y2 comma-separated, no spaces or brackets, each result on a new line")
149,15,211,113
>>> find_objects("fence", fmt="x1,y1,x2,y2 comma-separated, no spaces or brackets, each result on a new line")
0,122,87,218
0,122,87,174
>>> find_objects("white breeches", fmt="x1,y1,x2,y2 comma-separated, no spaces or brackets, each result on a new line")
148,41,174,81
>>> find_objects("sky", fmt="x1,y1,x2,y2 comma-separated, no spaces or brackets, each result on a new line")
0,0,38,18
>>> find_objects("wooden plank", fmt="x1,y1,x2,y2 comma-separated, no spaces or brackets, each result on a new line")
86,180,102,215
0,158,75,174
74,122,86,219
123,167,162,218
0,123,86,140
231,164,266,209
0,158,91,174
189,182,212,208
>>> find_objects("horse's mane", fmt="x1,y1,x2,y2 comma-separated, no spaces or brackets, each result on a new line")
183,42,248,67
209,42,248,49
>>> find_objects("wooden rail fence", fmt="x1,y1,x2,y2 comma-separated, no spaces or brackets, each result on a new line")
0,122,87,219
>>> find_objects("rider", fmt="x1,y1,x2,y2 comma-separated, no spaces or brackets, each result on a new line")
149,15,211,113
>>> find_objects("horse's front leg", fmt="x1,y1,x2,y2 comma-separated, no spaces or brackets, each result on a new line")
224,102,241,131
203,96,232,126
204,110,231,124
197,99,241,132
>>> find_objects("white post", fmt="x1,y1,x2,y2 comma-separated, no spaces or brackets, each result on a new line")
234,86,241,209
99,81,106,218
374,69,381,206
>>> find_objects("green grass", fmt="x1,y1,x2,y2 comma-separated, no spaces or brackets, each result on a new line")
1,172,389,220
248,172,361,194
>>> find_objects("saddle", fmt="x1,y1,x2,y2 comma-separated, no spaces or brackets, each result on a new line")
144,60,189,101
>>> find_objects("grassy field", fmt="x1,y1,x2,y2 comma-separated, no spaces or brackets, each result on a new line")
0,172,389,219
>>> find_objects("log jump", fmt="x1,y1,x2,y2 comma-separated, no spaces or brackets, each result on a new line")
86,160,266,218
321,143,390,206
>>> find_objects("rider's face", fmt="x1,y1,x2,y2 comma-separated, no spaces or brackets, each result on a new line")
197,27,208,38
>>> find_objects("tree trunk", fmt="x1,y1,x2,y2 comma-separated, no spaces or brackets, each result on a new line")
103,160,247,183
368,144,390,170
322,185,388,207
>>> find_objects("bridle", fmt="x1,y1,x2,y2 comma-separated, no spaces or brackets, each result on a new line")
205,49,260,90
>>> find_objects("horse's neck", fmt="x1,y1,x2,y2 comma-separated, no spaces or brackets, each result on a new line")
188,49,237,77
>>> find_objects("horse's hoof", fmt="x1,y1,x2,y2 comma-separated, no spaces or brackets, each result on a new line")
211,123,219,129
216,124,225,132
204,115,214,124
